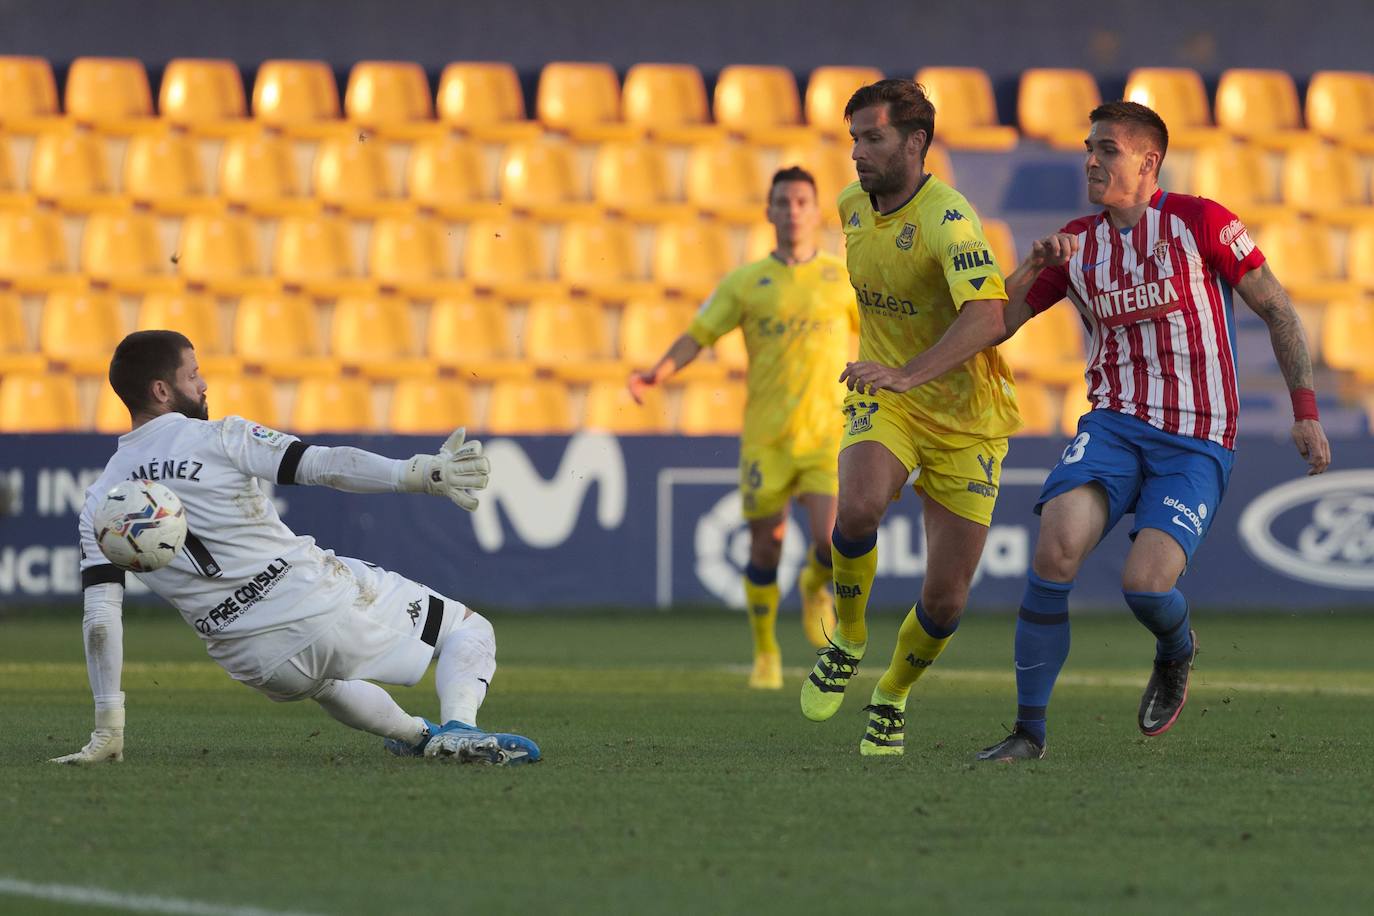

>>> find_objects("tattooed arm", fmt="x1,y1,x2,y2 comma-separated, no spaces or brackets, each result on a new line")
1235,263,1331,475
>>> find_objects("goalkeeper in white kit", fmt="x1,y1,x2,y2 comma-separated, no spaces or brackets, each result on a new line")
55,330,540,767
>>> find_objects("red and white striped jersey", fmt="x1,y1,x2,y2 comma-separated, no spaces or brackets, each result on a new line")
1025,188,1264,449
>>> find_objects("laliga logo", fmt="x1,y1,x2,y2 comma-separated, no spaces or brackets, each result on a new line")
470,432,627,552
693,491,806,608
1237,470,1374,589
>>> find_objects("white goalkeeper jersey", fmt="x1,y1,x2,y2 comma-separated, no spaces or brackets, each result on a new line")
78,413,365,678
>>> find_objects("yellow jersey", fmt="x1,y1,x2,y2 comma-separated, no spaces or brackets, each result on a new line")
838,176,1021,447
688,252,857,455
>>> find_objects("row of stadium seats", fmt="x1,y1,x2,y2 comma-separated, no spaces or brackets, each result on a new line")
3,56,1373,151
0,369,1111,438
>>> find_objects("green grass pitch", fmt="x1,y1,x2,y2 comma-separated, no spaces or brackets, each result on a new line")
2,607,1373,915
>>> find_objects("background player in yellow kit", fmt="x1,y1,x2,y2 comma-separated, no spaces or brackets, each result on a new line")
629,167,857,689
799,80,1023,755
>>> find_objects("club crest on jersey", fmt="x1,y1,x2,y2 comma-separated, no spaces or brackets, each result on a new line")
1153,238,1171,266
895,223,917,250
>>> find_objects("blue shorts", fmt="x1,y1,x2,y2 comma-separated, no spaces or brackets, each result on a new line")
1036,410,1235,562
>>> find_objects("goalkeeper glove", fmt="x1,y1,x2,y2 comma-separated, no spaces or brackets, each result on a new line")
51,706,124,765
401,427,490,512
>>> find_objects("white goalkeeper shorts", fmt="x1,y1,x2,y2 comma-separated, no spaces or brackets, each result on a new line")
241,562,467,703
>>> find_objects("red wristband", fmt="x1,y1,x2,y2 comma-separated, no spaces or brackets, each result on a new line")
1290,388,1319,421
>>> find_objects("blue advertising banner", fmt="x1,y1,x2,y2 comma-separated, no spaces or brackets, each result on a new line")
1,432,1371,611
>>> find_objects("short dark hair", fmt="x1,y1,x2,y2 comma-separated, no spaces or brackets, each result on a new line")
1089,100,1169,164
109,330,193,413
769,165,817,197
844,79,936,154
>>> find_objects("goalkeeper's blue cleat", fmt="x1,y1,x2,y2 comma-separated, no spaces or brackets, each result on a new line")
423,721,542,766
384,718,441,758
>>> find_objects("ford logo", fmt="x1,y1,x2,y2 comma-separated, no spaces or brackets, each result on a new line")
1237,470,1374,589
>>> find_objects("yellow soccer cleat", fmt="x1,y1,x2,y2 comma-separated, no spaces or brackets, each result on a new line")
797,563,837,649
749,651,783,690
859,703,905,756
799,638,864,721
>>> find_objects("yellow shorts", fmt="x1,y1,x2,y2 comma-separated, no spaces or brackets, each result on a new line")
739,444,838,520
840,397,1008,527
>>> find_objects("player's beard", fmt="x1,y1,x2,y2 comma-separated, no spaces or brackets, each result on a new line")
170,388,209,421
858,148,917,201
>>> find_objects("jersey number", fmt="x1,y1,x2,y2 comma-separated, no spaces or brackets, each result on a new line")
1061,433,1090,465
183,529,223,578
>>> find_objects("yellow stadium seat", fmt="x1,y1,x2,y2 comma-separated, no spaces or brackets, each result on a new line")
94,381,134,433
64,57,157,135
462,219,562,302
136,290,238,374
485,378,575,434
205,372,279,424
1215,69,1308,149
1059,380,1091,437
388,377,476,433
1190,143,1291,227
177,212,276,297
1347,223,1374,292
330,295,432,379
27,128,122,213
677,379,746,435
366,214,468,300
435,62,541,142
0,372,80,431
536,61,640,142
80,209,181,295
218,131,318,217
556,221,656,302
251,60,342,138
122,130,219,215
651,220,733,299
914,67,1018,151
773,141,853,225
1018,68,1101,150
406,137,503,221
0,56,63,133
924,143,955,187
805,66,884,137
159,58,253,137
312,133,411,218
0,209,83,293
590,141,690,223
291,376,376,433
1320,299,1374,382
233,292,338,378
1280,142,1373,226
713,65,815,146
1000,302,1085,385
522,299,618,381
39,289,125,374
343,61,437,140
0,291,44,374
742,222,774,264
273,213,373,300
618,299,695,364
1305,71,1374,153
426,298,525,380
1123,68,1227,149
621,63,721,144
0,136,33,210
1011,381,1058,436
981,218,1018,275
583,379,672,434
684,142,764,223
1256,219,1359,304
497,140,597,221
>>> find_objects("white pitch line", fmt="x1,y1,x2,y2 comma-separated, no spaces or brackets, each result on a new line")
0,877,326,916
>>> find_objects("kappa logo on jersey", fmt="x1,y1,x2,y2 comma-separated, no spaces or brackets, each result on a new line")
406,599,421,624
951,247,994,272
844,400,879,434
848,211,861,228
194,558,291,634
941,209,965,224
757,276,773,286
896,222,917,250
1089,277,1182,327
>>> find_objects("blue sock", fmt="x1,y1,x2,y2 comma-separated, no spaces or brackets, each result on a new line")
813,546,832,569
1123,589,1192,661
1014,572,1073,745
744,563,777,586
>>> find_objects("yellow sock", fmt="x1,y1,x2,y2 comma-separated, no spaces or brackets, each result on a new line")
875,604,955,704
831,535,877,649
742,573,780,655
799,550,831,596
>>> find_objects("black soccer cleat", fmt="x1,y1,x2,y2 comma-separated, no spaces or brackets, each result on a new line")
975,724,1046,762
1138,628,1198,737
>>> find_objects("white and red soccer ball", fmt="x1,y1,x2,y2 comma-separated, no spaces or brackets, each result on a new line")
93,480,188,572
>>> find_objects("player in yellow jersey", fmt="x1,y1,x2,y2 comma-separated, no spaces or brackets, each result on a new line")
798,79,1024,756
628,167,857,689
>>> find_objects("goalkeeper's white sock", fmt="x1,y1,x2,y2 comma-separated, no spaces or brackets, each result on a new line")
312,679,423,743
435,611,496,727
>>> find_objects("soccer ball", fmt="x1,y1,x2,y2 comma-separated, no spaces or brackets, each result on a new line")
93,480,188,572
